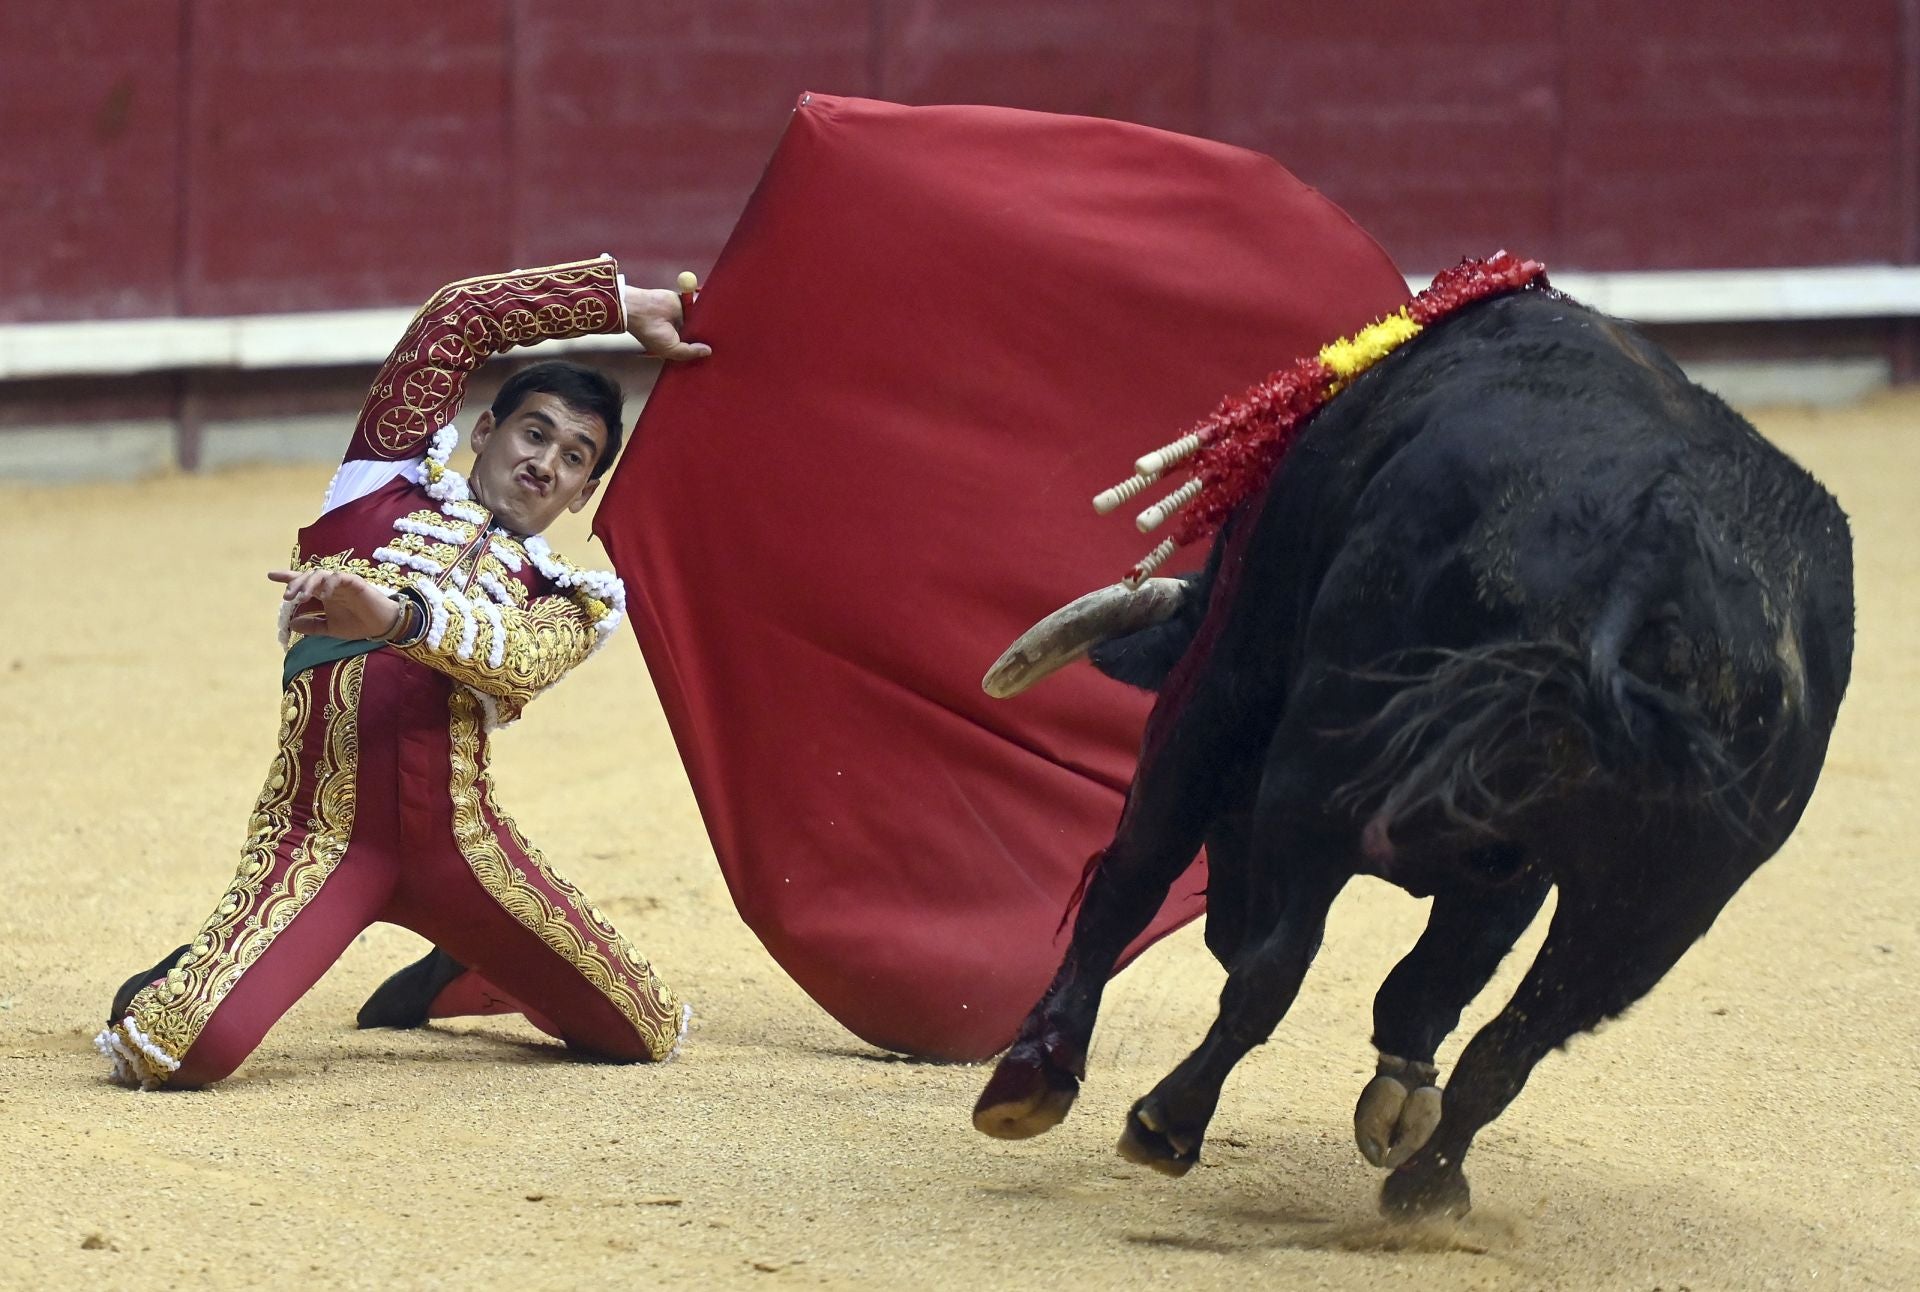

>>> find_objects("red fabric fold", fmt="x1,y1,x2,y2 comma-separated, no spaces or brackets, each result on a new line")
594,93,1409,1060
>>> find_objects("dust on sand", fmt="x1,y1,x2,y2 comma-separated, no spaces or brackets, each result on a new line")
2,393,1916,1290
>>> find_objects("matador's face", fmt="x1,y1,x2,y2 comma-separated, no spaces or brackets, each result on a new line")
467,393,608,535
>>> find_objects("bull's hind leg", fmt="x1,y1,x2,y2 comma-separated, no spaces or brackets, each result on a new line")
1356,866,1549,1168
973,701,1264,1140
1379,867,1744,1218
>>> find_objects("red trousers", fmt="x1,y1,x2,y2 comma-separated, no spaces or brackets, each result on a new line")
98,653,683,1088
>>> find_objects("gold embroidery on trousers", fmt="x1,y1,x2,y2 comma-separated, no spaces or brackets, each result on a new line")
484,777,673,1012
446,692,681,1057
123,658,365,1070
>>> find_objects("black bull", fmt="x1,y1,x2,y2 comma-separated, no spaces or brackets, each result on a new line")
972,289,1855,1218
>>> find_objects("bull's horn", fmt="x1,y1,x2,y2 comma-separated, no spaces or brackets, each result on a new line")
981,577,1188,698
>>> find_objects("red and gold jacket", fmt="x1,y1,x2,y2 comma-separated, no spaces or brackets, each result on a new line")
284,256,629,727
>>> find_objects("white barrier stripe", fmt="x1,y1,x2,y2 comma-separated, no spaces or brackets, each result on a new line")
5,266,1917,381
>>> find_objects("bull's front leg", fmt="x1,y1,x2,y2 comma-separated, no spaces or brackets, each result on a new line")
1199,806,1261,967
972,827,1209,1139
1118,850,1350,1174
969,867,1123,1139
973,731,1234,1140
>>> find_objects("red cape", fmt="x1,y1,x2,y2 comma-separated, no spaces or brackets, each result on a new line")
594,93,1408,1060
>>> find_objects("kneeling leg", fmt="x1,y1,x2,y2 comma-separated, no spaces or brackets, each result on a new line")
99,856,388,1089
395,797,684,1062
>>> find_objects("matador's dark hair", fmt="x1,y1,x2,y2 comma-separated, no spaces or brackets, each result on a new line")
490,360,626,478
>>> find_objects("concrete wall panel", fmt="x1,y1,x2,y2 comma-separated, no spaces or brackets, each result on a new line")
0,1,186,321
511,2,871,284
182,2,512,314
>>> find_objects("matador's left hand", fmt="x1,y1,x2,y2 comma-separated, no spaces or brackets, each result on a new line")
621,284,713,363
270,569,404,640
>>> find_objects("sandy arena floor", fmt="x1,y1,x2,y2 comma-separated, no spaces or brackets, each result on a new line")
1,392,1916,1290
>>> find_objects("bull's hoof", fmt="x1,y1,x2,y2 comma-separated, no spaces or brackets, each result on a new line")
1115,1097,1201,1177
1379,1164,1471,1220
1354,1065,1444,1168
973,1043,1081,1139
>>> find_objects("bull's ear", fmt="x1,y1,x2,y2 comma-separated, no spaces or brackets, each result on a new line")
1087,570,1214,692
1088,623,1190,692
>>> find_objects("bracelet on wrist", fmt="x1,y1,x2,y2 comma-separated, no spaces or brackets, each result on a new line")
382,592,427,647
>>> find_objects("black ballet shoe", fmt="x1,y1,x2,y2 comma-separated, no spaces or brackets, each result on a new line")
108,945,191,1024
355,948,469,1030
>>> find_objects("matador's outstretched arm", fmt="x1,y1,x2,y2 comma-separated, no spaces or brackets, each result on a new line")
346,257,629,465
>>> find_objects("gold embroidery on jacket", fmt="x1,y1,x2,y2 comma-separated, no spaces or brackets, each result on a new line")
379,531,468,580
303,549,407,586
472,551,530,607
397,595,599,722
296,517,527,601
446,692,680,1057
359,261,620,456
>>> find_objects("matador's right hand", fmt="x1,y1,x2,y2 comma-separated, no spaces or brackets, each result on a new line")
270,569,406,641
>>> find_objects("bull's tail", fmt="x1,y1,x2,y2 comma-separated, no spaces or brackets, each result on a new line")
1338,477,1784,856
1335,620,1754,855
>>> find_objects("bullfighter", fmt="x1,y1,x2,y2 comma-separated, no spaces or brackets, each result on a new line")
98,256,708,1088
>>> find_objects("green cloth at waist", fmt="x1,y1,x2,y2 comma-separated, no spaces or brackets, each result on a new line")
282,635,386,689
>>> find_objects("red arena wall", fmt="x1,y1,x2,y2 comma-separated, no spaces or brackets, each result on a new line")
4,0,1915,325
